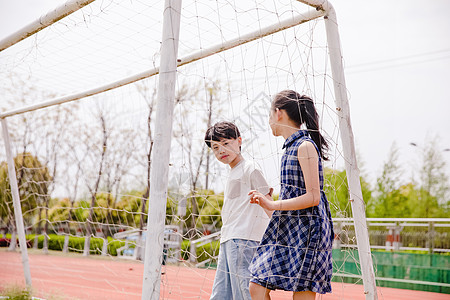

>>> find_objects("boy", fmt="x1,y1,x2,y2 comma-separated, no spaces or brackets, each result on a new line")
204,121,273,300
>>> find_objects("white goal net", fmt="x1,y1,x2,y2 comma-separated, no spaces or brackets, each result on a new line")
0,0,377,299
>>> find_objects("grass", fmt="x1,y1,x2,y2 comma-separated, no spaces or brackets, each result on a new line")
0,284,69,300
0,285,36,300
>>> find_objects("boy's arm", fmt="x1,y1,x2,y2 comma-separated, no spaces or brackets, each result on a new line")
249,168,274,217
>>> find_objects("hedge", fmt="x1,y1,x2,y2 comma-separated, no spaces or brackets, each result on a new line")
181,240,220,263
2,234,125,256
2,233,219,263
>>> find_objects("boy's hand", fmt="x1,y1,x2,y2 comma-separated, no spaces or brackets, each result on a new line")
249,190,275,211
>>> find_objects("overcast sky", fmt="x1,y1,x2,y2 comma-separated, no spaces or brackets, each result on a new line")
1,0,449,186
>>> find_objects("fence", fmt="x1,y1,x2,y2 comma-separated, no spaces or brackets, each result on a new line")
333,218,450,253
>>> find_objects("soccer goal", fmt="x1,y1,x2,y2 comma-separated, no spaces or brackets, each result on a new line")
0,0,377,299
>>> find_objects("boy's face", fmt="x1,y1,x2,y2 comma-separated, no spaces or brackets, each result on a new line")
210,137,242,167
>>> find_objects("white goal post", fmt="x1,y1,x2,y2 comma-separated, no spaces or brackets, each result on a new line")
0,0,377,299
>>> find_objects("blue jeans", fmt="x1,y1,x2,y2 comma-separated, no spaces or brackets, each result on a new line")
210,239,258,300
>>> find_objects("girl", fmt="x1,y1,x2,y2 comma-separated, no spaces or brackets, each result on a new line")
248,90,333,300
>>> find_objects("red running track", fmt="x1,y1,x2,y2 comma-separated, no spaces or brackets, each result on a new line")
0,250,447,300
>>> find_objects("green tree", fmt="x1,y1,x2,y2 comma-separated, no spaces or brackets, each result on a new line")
48,198,71,223
403,183,441,218
112,189,179,228
198,190,224,229
0,162,14,233
114,190,144,227
73,200,90,223
410,136,450,217
93,192,114,225
324,168,373,218
0,72,59,252
370,143,410,217
0,153,51,226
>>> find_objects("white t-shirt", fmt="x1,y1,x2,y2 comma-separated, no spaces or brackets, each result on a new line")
220,159,271,243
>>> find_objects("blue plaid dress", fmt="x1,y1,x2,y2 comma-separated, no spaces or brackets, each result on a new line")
249,130,333,294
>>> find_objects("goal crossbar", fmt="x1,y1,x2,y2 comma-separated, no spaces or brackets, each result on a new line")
0,0,96,52
0,8,324,119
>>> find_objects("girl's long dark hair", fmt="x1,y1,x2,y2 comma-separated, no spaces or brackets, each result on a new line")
272,90,329,161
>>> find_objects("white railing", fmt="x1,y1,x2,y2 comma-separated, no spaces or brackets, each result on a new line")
189,231,221,266
113,225,182,261
333,218,450,253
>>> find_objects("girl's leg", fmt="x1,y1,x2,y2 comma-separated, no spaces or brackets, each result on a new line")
249,282,271,300
293,291,316,300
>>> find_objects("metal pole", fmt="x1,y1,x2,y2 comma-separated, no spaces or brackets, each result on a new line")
141,0,182,299
319,2,378,299
1,118,32,287
0,0,96,52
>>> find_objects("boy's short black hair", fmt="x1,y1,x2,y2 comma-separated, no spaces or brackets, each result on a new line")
204,121,241,148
